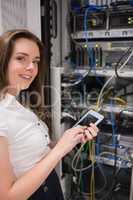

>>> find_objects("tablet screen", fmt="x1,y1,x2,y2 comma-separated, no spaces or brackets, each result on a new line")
78,113,98,126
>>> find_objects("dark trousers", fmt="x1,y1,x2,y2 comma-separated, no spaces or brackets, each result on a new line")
28,170,64,200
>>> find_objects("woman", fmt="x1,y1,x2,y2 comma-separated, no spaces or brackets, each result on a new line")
0,29,98,200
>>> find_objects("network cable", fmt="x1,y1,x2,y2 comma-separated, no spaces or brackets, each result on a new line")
84,6,104,86
96,48,133,111
115,45,133,79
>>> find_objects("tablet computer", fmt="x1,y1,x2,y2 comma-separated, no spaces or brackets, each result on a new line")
73,109,104,127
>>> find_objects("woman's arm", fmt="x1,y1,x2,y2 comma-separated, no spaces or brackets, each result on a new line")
0,124,98,200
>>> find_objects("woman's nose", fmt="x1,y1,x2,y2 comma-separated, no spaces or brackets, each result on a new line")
26,62,34,70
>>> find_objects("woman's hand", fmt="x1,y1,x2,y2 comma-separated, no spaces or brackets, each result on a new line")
56,123,99,156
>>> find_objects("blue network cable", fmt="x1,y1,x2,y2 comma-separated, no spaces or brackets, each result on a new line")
84,6,103,85
84,5,102,47
84,5,104,157
92,50,104,86
95,134,100,156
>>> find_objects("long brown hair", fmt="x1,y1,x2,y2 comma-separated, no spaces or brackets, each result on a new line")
0,29,48,122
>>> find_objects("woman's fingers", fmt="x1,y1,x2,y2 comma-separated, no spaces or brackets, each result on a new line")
89,123,99,132
81,124,99,142
70,126,87,135
65,123,99,145
86,127,97,137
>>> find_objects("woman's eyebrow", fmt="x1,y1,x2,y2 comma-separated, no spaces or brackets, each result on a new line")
16,52,29,56
16,52,40,59
34,56,40,60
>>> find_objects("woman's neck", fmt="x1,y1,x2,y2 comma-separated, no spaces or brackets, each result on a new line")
7,88,20,96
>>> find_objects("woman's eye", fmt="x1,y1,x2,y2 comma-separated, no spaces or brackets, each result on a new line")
33,60,40,66
16,56,25,62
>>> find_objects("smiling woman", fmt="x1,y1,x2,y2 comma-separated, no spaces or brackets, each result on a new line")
7,38,40,93
0,29,99,200
0,29,45,114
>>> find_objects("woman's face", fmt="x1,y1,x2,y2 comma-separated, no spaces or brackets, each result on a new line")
7,38,40,95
